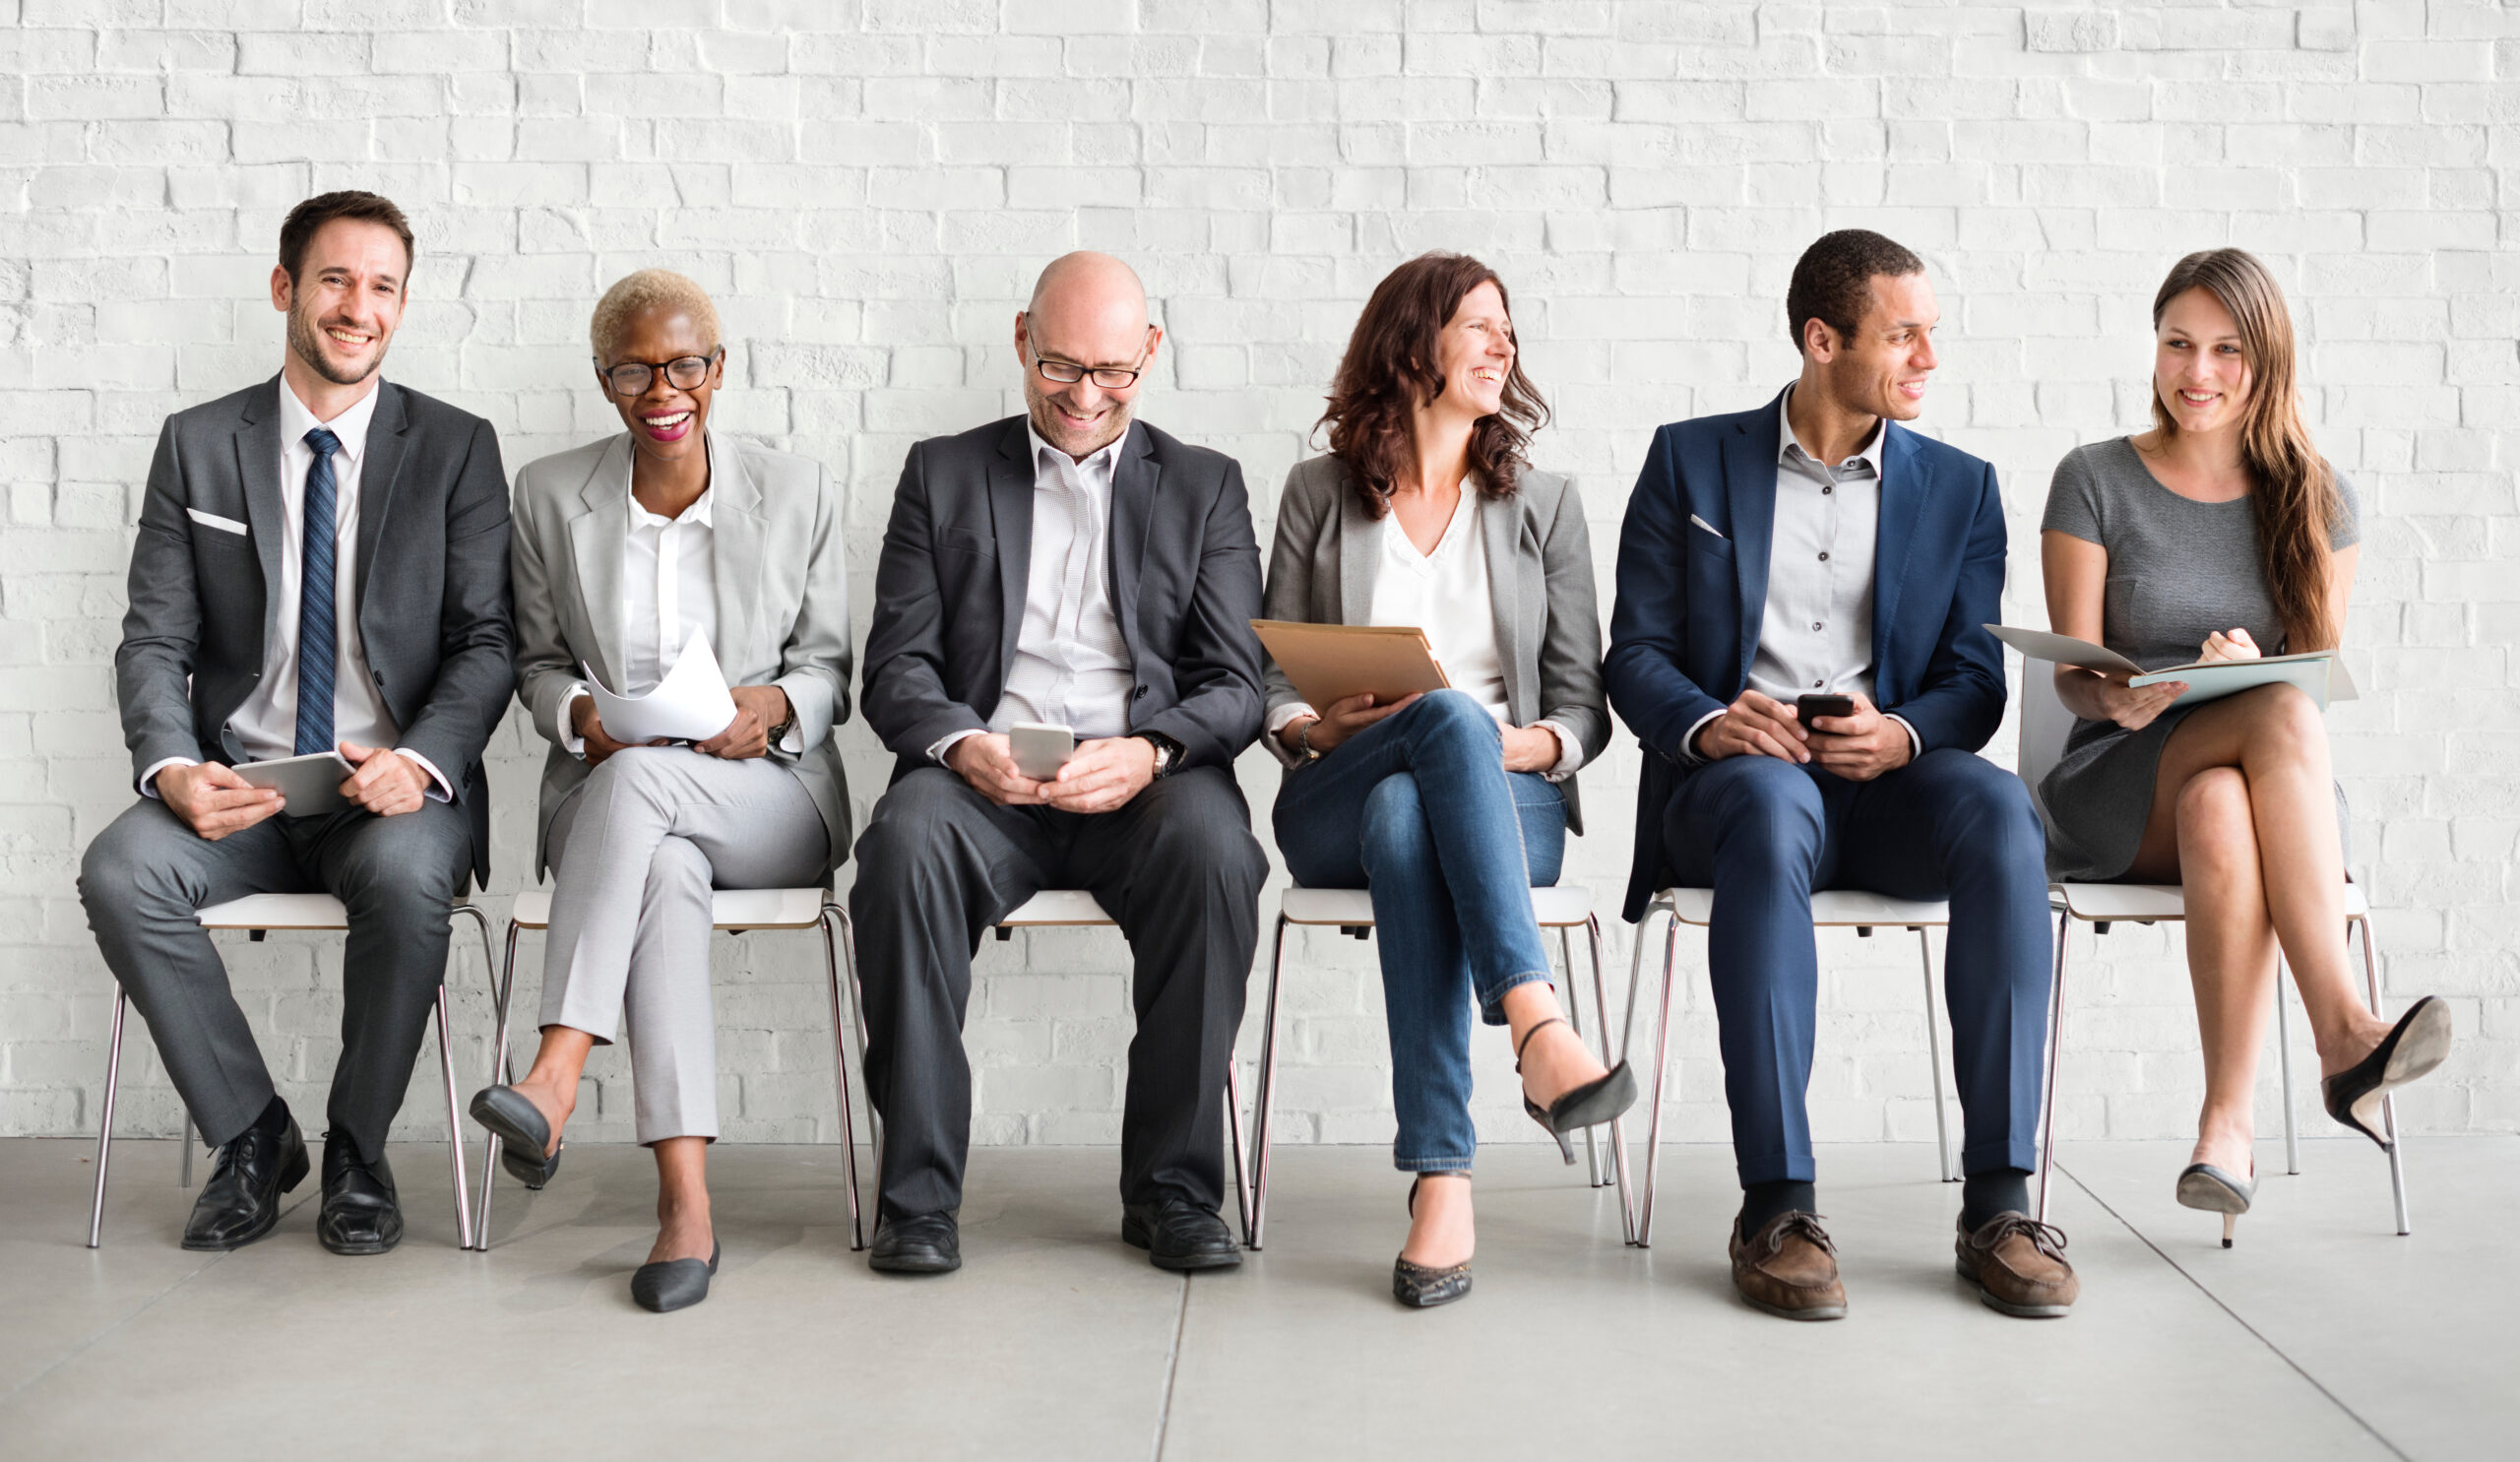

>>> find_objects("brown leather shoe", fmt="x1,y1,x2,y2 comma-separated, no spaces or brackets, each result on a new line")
1955,1212,2078,1318
1729,1211,1847,1320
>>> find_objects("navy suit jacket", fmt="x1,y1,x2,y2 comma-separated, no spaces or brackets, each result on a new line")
1603,387,2010,921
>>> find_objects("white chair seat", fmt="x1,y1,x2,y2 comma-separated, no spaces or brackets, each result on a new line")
1661,887,1950,927
507,886,830,931
2051,881,2369,923
995,889,1114,925
1278,885,1594,928
197,893,350,929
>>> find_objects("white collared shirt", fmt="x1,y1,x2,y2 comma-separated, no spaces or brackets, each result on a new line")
144,376,450,799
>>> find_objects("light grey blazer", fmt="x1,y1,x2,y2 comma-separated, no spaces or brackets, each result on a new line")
1259,454,1608,834
511,430,852,878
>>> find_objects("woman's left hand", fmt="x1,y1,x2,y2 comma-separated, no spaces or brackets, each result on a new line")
1501,723,1562,775
2196,627,2261,665
700,685,790,760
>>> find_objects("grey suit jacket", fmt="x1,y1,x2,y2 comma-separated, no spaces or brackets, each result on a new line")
860,415,1265,783
1259,454,1608,833
115,375,516,886
510,431,852,878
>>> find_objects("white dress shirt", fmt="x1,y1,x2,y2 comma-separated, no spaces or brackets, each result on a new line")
1681,389,1919,763
144,376,450,799
929,426,1136,762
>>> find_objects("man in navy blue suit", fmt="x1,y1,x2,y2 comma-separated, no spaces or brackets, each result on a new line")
1606,230,2075,1322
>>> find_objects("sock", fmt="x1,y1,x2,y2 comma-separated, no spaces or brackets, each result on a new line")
1737,1178,1817,1236
1961,1168,2032,1230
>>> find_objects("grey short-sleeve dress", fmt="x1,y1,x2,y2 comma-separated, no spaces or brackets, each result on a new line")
2037,436,2360,881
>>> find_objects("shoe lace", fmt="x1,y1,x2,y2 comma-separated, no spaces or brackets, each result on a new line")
1757,1211,1836,1257
1975,1213,2069,1260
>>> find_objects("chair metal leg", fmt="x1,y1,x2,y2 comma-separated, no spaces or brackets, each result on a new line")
2274,956,2301,1176
1633,899,1682,1248
1559,924,1602,1186
2356,916,2412,1236
838,910,884,1220
1226,1059,1250,1242
434,982,474,1251
473,919,523,1252
1917,926,1958,1183
1246,914,1291,1250
1614,899,1663,1244
88,987,129,1248
2035,909,2070,1224
1588,916,1637,1234
818,906,866,1253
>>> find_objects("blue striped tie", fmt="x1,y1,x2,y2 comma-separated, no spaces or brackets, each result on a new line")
293,426,341,757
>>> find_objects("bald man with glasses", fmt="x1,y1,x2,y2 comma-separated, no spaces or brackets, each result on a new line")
851,252,1269,1276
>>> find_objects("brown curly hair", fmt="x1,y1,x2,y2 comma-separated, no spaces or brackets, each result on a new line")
1317,253,1548,519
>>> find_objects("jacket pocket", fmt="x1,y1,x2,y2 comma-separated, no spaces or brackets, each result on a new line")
936,526,995,559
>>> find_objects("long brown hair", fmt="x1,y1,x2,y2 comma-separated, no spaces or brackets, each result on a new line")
2148,249,2342,650
1317,252,1548,519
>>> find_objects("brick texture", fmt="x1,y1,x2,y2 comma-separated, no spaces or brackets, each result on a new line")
2,1,2512,1156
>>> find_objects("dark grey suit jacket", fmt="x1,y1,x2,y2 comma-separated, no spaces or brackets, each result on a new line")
861,415,1265,783
114,375,517,886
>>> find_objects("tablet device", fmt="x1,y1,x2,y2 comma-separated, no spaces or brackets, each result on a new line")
232,751,355,817
1008,722,1076,781
1250,620,1450,713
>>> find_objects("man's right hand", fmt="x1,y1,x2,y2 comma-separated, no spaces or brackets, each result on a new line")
572,695,642,767
946,732,1051,806
1694,689,1810,764
156,761,283,841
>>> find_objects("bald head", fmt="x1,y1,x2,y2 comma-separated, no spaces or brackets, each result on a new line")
1016,251,1162,459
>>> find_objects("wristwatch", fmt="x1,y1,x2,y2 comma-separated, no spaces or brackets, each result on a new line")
1292,718,1324,764
1131,730,1186,779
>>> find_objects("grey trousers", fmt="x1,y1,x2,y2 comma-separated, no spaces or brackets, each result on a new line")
849,766,1267,1220
539,748,829,1145
78,794,472,1161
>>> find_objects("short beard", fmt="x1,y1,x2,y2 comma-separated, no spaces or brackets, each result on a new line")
1024,382,1133,459
287,301,386,388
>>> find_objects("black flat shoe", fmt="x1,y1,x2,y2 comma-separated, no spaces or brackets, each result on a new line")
2175,1162,2256,1248
1515,1017,1639,1163
1122,1195,1241,1271
631,1240,720,1313
317,1134,403,1257
1392,1175,1473,1308
470,1085,562,1189
181,1110,309,1251
870,1211,961,1274
2321,996,2454,1150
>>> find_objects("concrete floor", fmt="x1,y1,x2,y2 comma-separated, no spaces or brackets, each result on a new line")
2,1135,2506,1461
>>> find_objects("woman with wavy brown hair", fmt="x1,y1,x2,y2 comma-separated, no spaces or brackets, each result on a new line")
1259,252,1633,1306
2040,249,2451,1244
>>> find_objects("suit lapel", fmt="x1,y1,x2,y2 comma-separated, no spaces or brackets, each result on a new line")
1337,473,1378,623
1725,392,1787,687
1107,423,1156,656
1873,423,1922,683
705,431,764,673
1479,487,1524,708
566,435,633,689
353,383,410,618
987,419,1035,688
234,377,285,654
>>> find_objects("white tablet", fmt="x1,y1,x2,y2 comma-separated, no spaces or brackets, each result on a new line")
231,751,355,817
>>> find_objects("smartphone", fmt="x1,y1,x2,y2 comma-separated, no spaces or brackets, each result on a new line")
1008,721,1076,781
1796,693,1856,726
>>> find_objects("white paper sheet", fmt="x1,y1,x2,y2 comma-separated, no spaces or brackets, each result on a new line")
586,631,738,743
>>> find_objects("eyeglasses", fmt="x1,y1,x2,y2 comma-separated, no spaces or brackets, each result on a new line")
1028,335,1151,391
597,349,722,397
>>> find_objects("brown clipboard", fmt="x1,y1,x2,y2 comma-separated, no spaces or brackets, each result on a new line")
1250,619,1450,710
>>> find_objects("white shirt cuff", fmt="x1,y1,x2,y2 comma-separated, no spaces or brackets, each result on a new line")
140,756,200,798
561,686,591,758
1886,714,1922,762
1265,701,1318,737
927,728,984,765
392,748,456,802
1678,708,1727,765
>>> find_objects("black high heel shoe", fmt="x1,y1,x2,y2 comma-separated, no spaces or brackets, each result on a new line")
1515,1017,1638,1164
2175,1162,2255,1248
1392,1176,1473,1308
2321,996,2454,1150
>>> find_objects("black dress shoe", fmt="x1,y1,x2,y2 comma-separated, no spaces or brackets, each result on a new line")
632,1240,721,1313
869,1211,961,1274
317,1134,404,1256
1122,1195,1241,1272
181,1112,309,1251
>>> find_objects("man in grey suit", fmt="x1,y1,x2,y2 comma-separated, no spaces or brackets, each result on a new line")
852,252,1269,1275
78,192,514,1255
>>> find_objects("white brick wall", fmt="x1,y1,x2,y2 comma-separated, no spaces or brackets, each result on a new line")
3,1,2513,1156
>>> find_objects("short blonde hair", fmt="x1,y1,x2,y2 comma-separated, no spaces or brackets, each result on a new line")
589,269,721,362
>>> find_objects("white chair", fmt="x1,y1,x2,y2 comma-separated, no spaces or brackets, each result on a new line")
833,889,1254,1248
471,886,864,1252
2017,662,2412,1233
87,893,496,1250
1241,884,1626,1251
1620,886,1959,1247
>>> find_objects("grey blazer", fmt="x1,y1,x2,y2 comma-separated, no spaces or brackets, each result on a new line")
1259,454,1609,833
510,431,852,878
115,376,516,887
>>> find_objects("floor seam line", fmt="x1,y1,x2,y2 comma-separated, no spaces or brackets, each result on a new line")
1149,1273,1189,1462
2057,1157,2412,1462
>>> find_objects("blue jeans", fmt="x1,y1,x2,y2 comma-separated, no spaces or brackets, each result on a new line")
1274,691,1567,1174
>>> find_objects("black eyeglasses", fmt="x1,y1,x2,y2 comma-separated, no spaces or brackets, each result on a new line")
597,349,722,397
1028,336,1151,391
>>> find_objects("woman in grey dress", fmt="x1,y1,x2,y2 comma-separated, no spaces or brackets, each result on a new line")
2039,249,2451,1243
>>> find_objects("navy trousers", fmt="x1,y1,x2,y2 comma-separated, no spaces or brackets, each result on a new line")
1659,748,2051,1188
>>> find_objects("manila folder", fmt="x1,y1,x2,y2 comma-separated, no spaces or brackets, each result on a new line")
1251,620,1450,711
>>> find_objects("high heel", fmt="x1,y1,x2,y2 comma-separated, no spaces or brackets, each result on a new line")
1392,1175,1473,1308
2320,996,2454,1150
1515,1016,1638,1165
2174,1162,2255,1248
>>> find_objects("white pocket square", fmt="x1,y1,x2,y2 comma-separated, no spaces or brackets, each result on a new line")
1688,513,1726,540
186,507,248,536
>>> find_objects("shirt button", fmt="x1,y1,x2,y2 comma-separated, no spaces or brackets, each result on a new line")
1812,622,1823,631
1822,485,1834,494
1818,551,1829,561
1813,679,1825,688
